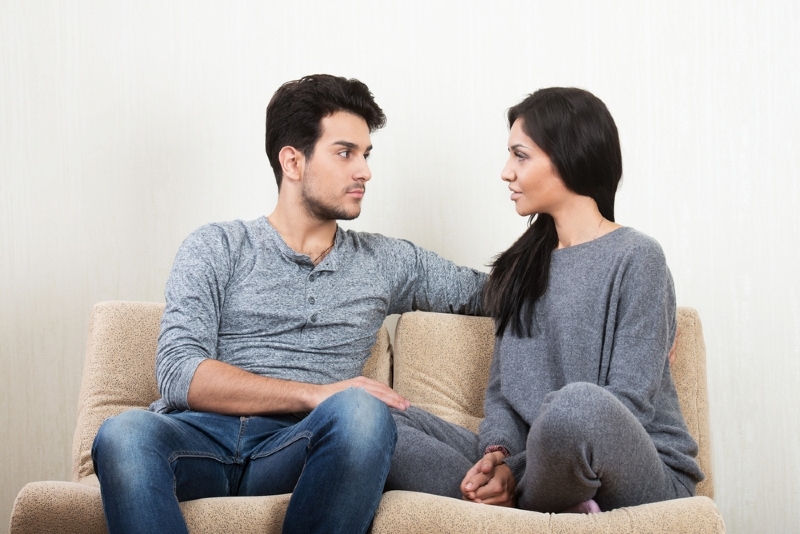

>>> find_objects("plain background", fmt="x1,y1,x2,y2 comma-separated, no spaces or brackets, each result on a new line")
2,1,798,532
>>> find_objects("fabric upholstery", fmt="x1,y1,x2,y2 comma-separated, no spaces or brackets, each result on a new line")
10,477,291,534
10,302,724,534
72,301,164,482
393,312,495,433
373,491,725,533
673,307,714,499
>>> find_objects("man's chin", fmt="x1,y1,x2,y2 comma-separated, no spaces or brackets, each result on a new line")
336,210,361,221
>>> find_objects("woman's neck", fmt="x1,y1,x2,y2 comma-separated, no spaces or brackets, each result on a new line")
550,197,619,249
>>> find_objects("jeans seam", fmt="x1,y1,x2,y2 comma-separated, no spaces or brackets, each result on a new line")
250,431,313,459
235,416,249,461
167,451,231,464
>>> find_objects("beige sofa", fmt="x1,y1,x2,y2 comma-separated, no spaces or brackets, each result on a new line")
10,301,725,533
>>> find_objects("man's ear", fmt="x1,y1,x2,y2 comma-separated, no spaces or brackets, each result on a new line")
278,146,304,183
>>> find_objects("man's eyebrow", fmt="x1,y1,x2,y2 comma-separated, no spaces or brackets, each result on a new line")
331,141,373,152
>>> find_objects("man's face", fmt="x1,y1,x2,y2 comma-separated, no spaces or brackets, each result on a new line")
300,111,373,221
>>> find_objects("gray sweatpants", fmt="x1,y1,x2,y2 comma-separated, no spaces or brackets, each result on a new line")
386,382,693,511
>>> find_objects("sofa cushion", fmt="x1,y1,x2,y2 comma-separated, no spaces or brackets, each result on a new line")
372,491,725,534
392,311,495,433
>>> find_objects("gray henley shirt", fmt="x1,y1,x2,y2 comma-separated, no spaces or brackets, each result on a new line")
151,217,487,413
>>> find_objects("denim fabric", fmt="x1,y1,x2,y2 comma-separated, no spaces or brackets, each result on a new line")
92,388,396,534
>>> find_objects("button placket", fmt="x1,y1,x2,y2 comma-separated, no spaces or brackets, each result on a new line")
307,272,318,324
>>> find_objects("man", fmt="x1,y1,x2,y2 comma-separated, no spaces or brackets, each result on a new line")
91,74,486,534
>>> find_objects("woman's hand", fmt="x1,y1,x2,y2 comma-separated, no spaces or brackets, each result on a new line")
460,451,517,506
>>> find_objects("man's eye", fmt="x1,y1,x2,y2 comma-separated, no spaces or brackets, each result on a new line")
338,150,350,158
364,152,371,160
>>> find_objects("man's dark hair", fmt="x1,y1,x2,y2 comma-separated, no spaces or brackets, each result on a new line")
265,74,387,189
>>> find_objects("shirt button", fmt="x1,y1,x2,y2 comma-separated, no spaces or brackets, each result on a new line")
309,273,316,281
310,314,318,323
308,297,315,305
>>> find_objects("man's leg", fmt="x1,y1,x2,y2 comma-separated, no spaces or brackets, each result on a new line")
385,406,479,499
240,388,396,534
517,382,692,512
92,410,245,533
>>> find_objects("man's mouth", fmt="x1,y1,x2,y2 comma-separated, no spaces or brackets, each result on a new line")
347,187,365,198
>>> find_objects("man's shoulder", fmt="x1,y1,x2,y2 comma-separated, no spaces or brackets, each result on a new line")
340,228,414,254
191,217,263,236
184,218,265,246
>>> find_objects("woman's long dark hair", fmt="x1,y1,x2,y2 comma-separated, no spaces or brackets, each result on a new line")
484,87,623,337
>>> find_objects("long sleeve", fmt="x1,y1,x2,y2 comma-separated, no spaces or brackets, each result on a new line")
603,238,675,428
478,338,530,482
155,224,234,411
380,237,487,317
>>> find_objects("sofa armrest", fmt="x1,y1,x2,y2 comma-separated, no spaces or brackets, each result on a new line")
10,481,107,534
10,479,292,534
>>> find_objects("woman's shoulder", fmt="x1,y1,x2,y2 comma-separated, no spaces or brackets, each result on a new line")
604,226,665,257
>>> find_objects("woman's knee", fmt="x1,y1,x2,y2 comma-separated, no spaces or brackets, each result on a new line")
532,383,622,447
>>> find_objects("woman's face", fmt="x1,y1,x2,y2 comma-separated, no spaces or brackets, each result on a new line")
501,119,570,217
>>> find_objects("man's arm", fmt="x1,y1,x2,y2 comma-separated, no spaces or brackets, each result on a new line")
187,359,409,415
384,238,488,316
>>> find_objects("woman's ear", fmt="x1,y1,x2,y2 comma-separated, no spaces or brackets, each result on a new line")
279,146,304,183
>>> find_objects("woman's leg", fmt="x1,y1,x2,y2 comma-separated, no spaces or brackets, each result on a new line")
385,406,479,499
518,382,690,512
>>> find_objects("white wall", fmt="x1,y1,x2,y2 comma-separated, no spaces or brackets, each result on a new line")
2,1,798,532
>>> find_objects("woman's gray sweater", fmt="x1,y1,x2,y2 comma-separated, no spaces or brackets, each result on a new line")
479,227,704,492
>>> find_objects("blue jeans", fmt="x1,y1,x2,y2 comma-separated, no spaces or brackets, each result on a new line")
92,388,396,534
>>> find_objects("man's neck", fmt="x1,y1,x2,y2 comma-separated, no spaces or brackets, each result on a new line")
266,207,338,259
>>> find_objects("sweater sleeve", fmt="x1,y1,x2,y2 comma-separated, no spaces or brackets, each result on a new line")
155,224,233,411
478,338,530,482
604,239,676,428
383,238,487,316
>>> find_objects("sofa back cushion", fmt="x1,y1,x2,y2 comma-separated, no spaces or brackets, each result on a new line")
392,312,495,434
72,301,391,482
391,308,714,499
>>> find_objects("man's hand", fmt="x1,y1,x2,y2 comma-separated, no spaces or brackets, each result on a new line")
315,376,410,411
460,452,516,507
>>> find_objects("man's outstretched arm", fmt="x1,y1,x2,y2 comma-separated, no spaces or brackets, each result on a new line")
187,358,409,416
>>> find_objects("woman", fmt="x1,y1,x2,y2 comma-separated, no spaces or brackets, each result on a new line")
387,87,703,513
